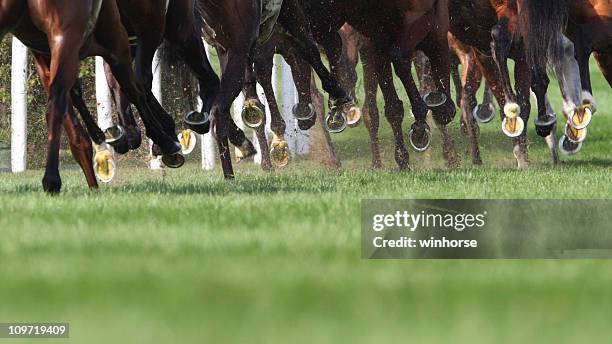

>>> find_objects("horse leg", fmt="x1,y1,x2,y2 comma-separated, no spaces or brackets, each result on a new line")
63,107,98,188
536,93,561,165
368,48,409,170
34,48,97,192
458,51,483,165
418,36,460,168
513,58,531,169
243,58,272,171
594,47,612,88
339,24,360,99
104,63,142,151
68,79,106,145
391,52,431,152
92,2,181,161
254,50,292,169
277,0,350,106
282,47,316,131
359,42,383,169
214,51,258,179
531,66,556,138
491,20,522,128
450,54,463,107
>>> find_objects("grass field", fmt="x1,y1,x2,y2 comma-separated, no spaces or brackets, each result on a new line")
0,59,610,343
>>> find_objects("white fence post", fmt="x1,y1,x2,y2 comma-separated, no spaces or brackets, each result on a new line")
95,57,113,130
11,37,28,173
201,43,216,171
277,56,310,156
148,49,163,169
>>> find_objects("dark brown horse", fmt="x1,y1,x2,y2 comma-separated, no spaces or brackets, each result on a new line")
1,0,183,193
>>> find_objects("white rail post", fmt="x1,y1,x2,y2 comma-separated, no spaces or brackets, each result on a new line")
11,37,28,173
149,49,163,169
252,83,272,165
95,57,113,130
277,56,310,156
201,43,216,171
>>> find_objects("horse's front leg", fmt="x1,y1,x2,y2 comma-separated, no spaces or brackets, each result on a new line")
277,0,358,131
491,20,523,139
512,58,531,169
42,31,85,192
104,62,142,152
33,47,97,192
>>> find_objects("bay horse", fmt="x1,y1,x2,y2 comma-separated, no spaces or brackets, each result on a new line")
0,0,183,193
448,0,568,168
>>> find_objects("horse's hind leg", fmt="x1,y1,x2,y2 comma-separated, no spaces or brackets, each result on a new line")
243,60,272,171
34,49,97,192
93,1,180,159
594,47,612,88
214,50,258,179
69,79,106,145
513,59,531,169
41,32,88,193
359,43,383,169
458,51,483,165
254,50,293,169
277,0,349,104
283,50,316,131
63,106,98,188
415,20,459,167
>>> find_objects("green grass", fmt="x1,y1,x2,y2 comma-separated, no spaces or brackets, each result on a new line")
0,59,610,343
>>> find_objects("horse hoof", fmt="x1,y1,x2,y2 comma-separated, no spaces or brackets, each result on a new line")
298,118,316,131
473,103,496,123
242,99,265,128
127,129,142,150
501,105,524,138
408,124,432,152
324,111,347,133
161,153,185,169
564,123,587,144
178,129,197,155
42,174,62,194
514,150,529,169
346,106,362,128
235,139,257,163
184,111,210,134
93,147,116,183
535,113,557,137
559,135,583,155
423,91,447,108
104,125,129,155
292,103,315,121
270,140,291,168
568,106,592,130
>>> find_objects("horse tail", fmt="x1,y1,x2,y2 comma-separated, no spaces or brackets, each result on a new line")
518,0,568,66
